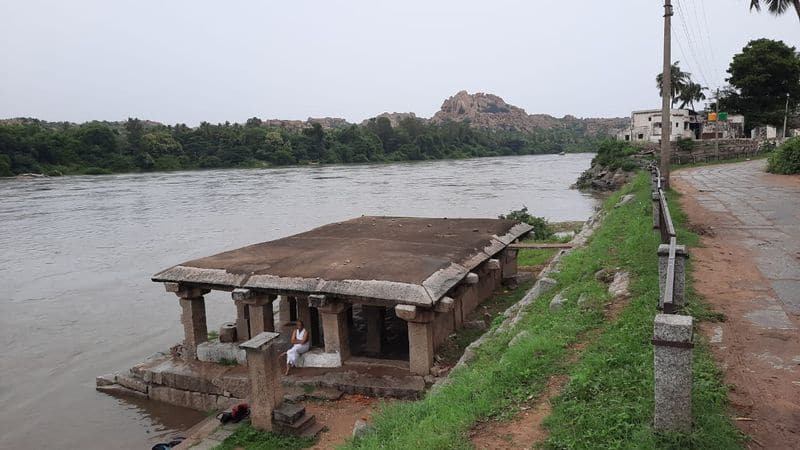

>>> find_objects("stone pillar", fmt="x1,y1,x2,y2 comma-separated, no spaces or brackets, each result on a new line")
277,295,291,327
658,244,688,310
653,314,693,432
233,289,276,336
319,305,350,360
395,305,435,375
312,295,349,361
165,283,210,360
501,249,518,283
296,297,312,330
234,299,250,342
240,332,283,431
652,191,661,230
363,305,385,355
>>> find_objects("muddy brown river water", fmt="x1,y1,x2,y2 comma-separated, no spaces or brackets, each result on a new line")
0,153,597,449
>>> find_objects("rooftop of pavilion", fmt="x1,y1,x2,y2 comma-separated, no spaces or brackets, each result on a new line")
152,216,532,307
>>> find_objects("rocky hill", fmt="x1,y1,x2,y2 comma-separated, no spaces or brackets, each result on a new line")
430,90,627,136
360,112,419,127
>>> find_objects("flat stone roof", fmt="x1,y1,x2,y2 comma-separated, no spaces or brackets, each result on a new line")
152,216,532,307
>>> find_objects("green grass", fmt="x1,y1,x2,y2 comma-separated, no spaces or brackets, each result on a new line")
517,248,558,267
213,423,315,450
542,174,742,449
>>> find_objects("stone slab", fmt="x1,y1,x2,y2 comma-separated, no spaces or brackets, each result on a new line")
197,341,247,365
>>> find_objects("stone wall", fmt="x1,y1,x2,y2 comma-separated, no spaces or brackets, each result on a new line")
645,139,765,164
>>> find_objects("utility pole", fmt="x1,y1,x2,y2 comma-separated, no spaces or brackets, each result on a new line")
783,93,790,142
660,0,673,188
715,88,720,160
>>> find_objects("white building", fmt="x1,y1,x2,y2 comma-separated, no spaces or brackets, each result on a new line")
618,109,700,143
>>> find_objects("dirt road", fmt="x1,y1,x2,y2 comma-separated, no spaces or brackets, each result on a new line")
673,160,800,449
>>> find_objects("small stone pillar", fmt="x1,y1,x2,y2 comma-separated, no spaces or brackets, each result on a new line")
165,282,210,360
234,298,250,342
396,305,435,375
658,244,688,309
363,305,385,355
233,289,276,336
653,314,693,432
240,332,283,431
277,295,292,327
652,191,661,229
314,295,349,361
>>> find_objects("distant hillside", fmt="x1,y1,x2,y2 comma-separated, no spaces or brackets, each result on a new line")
429,90,627,136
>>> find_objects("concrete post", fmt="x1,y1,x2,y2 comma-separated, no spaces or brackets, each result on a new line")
363,305,385,355
319,302,350,361
658,244,688,309
240,332,282,431
165,283,210,360
395,305,435,375
234,299,250,342
652,191,661,230
653,314,693,432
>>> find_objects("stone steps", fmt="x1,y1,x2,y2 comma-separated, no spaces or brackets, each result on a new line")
272,403,323,438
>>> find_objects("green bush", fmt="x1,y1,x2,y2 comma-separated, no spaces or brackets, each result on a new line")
767,137,800,174
592,139,639,171
499,206,552,240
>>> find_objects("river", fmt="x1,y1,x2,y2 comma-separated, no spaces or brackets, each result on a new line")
0,153,597,449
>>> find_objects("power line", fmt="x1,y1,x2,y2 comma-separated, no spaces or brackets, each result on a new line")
673,0,712,87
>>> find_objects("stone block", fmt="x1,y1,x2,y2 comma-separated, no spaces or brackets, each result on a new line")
658,244,688,308
219,322,237,343
308,294,328,308
508,330,530,348
296,349,342,368
273,402,305,424
434,296,454,313
537,277,557,294
115,373,149,394
197,341,247,365
608,271,630,298
653,314,693,432
487,259,501,270
549,292,568,312
465,272,479,285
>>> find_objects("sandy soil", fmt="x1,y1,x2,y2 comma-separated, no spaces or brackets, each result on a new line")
673,168,800,449
307,394,391,450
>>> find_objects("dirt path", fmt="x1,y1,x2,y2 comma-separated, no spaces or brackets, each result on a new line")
307,394,388,449
672,161,800,449
469,289,631,450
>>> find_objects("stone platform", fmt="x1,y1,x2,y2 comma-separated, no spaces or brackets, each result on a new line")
96,352,428,411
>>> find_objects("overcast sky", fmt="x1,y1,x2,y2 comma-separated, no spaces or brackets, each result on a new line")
1,0,797,125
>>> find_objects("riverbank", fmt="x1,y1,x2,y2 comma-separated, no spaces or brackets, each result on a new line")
210,172,741,449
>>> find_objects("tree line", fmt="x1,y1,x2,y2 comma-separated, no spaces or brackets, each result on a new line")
0,116,603,177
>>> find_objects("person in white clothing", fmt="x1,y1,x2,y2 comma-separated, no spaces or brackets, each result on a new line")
280,320,310,375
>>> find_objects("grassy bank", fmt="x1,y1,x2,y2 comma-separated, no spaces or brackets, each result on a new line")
541,176,741,449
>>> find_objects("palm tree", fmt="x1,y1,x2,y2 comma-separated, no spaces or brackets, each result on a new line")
656,61,691,107
750,0,800,22
678,82,707,110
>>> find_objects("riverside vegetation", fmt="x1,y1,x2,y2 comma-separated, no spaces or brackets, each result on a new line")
216,172,741,449
767,136,800,174
0,116,603,177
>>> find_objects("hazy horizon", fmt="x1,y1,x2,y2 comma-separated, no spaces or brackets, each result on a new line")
1,0,798,126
